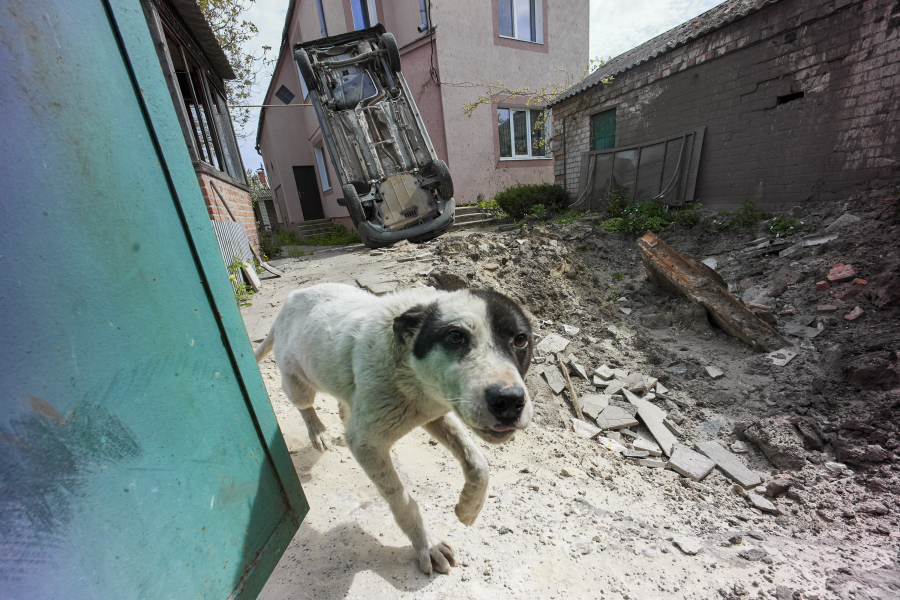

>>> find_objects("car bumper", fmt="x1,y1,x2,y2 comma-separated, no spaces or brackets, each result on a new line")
358,198,455,245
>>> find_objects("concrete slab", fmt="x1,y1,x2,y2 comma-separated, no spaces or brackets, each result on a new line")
603,380,625,396
593,364,614,380
624,449,649,458
668,444,716,481
747,493,780,514
571,418,602,439
623,389,677,456
705,365,724,378
608,399,636,417
580,394,610,420
628,437,662,457
695,440,762,488
536,333,571,355
594,405,639,430
542,366,566,394
633,458,667,469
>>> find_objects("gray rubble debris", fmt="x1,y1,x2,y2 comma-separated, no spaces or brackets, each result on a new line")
602,380,626,396
705,365,724,378
765,348,797,366
592,375,608,386
672,536,702,555
730,441,748,454
655,381,670,395
825,213,861,232
628,437,662,457
612,368,629,380
747,493,780,514
571,418,602,439
668,444,716,482
632,458,667,469
699,417,728,437
580,394,610,420
536,333,571,355
623,448,650,458
663,418,684,438
623,389,677,456
778,233,839,257
594,405,639,430
608,399,637,417
563,324,580,335
593,364,614,380
664,364,687,375
570,361,590,381
701,257,718,269
738,548,768,561
694,440,762,488
541,366,567,394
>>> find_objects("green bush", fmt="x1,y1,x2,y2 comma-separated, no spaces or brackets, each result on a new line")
276,229,302,246
598,200,699,234
303,225,362,246
603,186,629,217
494,183,568,219
731,199,766,228
527,204,548,219
767,216,803,237
259,234,281,259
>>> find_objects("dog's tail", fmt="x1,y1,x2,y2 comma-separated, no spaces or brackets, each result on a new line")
254,328,275,363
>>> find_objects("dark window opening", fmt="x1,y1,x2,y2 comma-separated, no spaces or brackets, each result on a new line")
275,85,295,105
591,108,617,151
777,91,804,105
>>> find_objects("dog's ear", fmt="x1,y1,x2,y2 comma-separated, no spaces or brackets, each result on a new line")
393,304,427,345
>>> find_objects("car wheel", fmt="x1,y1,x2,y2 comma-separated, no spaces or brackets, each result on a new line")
428,159,453,200
294,49,316,92
342,183,366,228
380,33,401,73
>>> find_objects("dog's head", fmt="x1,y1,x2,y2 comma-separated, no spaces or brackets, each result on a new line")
394,289,533,444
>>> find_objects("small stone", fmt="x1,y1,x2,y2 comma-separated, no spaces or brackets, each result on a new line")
844,306,864,321
765,348,797,366
705,365,724,378
482,262,500,271
563,324,580,335
730,441,748,453
747,493,780,514
853,278,867,285
498,525,512,535
612,368,629,380
815,280,830,291
618,306,632,315
655,382,670,395
672,536,702,555
824,213,861,232
571,418,602,439
763,478,792,497
855,501,888,515
826,263,857,283
592,375,608,386
817,304,837,312
623,449,650,458
738,547,768,561
561,467,587,479
668,444,716,481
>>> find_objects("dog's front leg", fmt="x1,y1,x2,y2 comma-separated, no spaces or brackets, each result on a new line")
422,414,489,526
346,432,456,575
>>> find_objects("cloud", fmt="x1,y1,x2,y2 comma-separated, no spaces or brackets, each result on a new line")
589,0,720,61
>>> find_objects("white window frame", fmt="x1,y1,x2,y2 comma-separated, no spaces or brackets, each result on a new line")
498,0,543,44
314,144,331,191
498,106,551,161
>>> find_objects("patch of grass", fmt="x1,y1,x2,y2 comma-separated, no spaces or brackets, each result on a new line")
286,247,311,258
527,204,548,219
767,216,804,237
259,233,281,258
731,199,766,228
598,199,696,234
226,256,254,304
612,272,624,281
554,209,585,224
303,225,362,246
276,229,303,246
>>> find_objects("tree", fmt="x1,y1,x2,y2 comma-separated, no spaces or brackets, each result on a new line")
198,0,271,138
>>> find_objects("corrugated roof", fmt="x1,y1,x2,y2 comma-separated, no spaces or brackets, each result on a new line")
551,0,783,106
169,0,236,80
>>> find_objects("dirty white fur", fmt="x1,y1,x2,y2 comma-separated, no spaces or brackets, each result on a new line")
255,282,532,575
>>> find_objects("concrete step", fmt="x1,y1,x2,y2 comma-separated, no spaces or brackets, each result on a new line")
455,205,488,216
298,226,335,238
454,212,491,224
296,218,333,226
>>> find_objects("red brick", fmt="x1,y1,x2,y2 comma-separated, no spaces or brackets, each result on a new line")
748,303,773,311
816,280,830,291
827,264,857,283
854,278,868,285
844,306,865,321
817,304,838,312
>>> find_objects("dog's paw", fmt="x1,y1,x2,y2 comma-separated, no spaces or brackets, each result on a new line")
455,487,486,526
309,431,330,452
416,537,456,575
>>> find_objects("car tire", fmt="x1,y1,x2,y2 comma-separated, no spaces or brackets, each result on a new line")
342,183,366,228
380,33,401,73
428,159,453,200
294,49,316,92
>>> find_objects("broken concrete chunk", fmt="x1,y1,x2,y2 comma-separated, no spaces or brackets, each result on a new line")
825,213,861,232
619,428,639,439
655,382,670,395
593,364,614,380
743,418,806,471
580,394,610,420
628,437,662,457
602,380,626,396
633,458,667,469
623,372,648,391
618,306,632,315
672,536,702,555
738,548,768,562
827,263,857,283
571,418,602,439
638,232,789,352
570,362,590,381
705,365,724,378
595,405,639,430
663,418,684,438
623,449,650,458
536,333,571,356
695,440,762,488
597,436,629,453
747,493,780,514
764,348,797,367
778,233,839,257
612,368,629,380
730,441,748,454
668,444,716,482
701,257,718,269
592,375,609,386
563,324,580,335
542,367,567,394
623,389,677,456
608,399,637,417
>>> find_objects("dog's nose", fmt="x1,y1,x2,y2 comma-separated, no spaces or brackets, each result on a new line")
484,384,526,422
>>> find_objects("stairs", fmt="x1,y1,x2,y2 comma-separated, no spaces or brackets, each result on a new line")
294,218,334,238
450,204,506,231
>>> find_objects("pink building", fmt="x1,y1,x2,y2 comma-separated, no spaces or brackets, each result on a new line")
256,0,588,235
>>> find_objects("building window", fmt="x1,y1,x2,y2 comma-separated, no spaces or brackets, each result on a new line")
418,0,429,32
164,29,245,182
498,106,549,159
275,85,295,105
498,0,542,43
314,144,331,191
591,108,616,150
351,0,378,30
315,0,328,37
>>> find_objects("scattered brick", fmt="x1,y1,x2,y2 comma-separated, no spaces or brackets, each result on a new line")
817,305,837,312
844,306,865,321
748,303,772,311
827,263,857,283
854,278,867,285
816,281,830,291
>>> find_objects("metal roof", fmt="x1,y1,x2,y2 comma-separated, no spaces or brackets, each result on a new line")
550,0,783,107
169,0,236,80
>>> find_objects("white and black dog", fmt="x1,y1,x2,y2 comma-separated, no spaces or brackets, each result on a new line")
254,283,533,574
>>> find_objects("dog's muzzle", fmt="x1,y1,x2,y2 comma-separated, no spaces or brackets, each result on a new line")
484,383,526,428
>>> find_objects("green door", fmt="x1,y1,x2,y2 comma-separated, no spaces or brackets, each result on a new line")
592,108,617,150
0,1,306,598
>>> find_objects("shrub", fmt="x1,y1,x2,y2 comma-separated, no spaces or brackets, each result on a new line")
494,183,568,219
276,229,302,246
527,204,548,219
603,186,629,217
259,233,281,258
303,225,362,246
767,216,803,237
731,199,766,228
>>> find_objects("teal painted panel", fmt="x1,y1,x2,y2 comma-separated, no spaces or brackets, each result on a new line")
0,1,307,598
592,108,617,151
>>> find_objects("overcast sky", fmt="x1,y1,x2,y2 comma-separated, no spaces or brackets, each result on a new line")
236,0,721,172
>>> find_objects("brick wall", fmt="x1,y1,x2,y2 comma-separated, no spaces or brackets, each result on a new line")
196,172,259,249
553,0,900,209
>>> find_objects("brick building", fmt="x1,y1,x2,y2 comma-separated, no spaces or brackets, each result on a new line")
550,0,900,210
140,0,258,249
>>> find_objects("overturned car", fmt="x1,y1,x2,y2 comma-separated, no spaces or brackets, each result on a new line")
294,25,454,248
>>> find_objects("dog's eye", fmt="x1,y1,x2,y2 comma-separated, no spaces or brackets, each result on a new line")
446,331,465,346
513,334,528,348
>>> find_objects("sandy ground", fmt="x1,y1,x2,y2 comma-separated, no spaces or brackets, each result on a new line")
241,206,899,600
